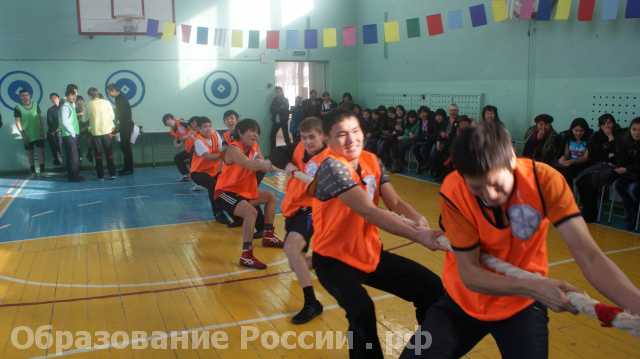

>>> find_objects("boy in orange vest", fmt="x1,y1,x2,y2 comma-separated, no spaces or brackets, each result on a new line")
214,119,284,269
401,121,640,358
310,110,445,358
281,117,330,324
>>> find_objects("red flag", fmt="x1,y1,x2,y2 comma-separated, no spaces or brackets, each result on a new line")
267,31,280,49
181,24,192,43
426,14,444,36
578,0,596,21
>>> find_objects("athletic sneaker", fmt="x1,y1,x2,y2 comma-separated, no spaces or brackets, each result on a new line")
239,249,267,269
107,176,117,180
291,301,323,325
191,184,204,192
262,230,284,248
180,175,190,182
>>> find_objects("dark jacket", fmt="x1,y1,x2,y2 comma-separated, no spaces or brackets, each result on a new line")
523,125,562,165
270,96,289,124
115,94,133,132
588,130,618,164
616,132,640,180
47,104,60,133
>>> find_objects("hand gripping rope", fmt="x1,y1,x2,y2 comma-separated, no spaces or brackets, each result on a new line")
434,236,640,336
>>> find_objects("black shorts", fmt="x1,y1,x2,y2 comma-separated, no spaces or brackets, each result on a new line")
214,192,249,215
285,208,313,252
24,139,45,150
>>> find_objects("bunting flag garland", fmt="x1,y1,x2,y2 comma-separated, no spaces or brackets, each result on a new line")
426,14,444,36
181,24,192,43
343,26,356,47
323,28,337,48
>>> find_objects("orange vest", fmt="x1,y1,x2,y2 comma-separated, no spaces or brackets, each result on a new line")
184,129,197,153
169,121,187,140
281,143,330,218
312,150,383,273
440,158,549,321
190,133,222,177
214,140,261,200
223,130,233,145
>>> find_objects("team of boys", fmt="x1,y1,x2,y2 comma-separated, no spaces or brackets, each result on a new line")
161,108,640,358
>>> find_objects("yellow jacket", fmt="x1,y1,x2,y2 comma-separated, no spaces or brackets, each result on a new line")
87,98,115,136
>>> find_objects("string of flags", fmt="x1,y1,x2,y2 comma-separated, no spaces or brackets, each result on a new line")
146,0,640,47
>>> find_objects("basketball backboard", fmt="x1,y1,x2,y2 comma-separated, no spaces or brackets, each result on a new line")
77,0,175,36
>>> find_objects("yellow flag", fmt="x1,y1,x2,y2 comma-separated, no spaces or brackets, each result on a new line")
554,0,572,20
161,22,176,41
323,28,337,48
492,0,509,22
232,30,243,48
383,21,400,43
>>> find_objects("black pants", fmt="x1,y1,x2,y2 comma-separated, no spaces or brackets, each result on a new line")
62,136,80,180
414,140,434,170
174,151,191,175
400,295,548,359
46,132,62,162
614,177,640,228
119,128,134,172
575,164,617,222
190,172,221,218
270,120,292,149
313,251,444,359
92,135,116,178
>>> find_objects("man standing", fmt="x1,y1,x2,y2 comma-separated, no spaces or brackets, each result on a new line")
46,93,62,166
14,89,45,176
59,85,84,182
107,84,134,175
270,86,291,149
86,87,117,180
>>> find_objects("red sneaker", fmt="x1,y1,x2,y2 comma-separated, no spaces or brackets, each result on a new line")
239,249,267,269
262,230,284,248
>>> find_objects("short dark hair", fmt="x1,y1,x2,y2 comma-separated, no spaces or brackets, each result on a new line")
418,106,430,114
452,122,514,178
630,117,640,127
49,92,59,99
299,117,323,133
87,87,100,98
187,116,199,125
534,114,554,124
107,83,119,93
197,117,212,127
482,105,500,122
342,92,352,100
459,115,472,124
598,113,616,127
322,91,330,97
223,110,239,120
322,109,358,135
233,118,261,139
64,85,76,96
407,110,418,120
162,113,174,125
19,89,30,95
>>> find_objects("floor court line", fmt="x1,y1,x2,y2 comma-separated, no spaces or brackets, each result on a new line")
123,195,150,200
0,224,10,230
30,244,640,358
0,179,29,218
19,181,189,197
31,210,55,219
31,294,397,359
77,201,103,208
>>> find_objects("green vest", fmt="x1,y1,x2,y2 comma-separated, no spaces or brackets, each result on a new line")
16,103,43,142
60,101,80,137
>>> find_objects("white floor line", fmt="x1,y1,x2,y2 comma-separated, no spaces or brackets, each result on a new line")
77,201,103,208
23,246,640,358
0,258,289,288
175,193,198,197
123,195,150,200
0,224,10,230
31,210,55,219
0,179,30,218
20,182,187,197
31,294,395,359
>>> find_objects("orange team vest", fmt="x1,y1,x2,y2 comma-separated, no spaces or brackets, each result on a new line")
214,140,262,200
281,143,330,218
440,158,550,321
190,132,222,177
312,150,383,273
169,121,187,141
184,129,197,153
223,130,233,145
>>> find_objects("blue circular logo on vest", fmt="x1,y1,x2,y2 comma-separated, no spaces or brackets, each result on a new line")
203,71,239,107
104,70,145,108
0,71,43,111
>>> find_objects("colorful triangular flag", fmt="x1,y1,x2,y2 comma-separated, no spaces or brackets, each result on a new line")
323,28,337,48
362,24,378,44
196,27,208,45
554,0,573,20
248,30,260,48
286,30,299,49
406,18,420,38
447,10,464,30
146,18,159,37
383,21,400,43
267,31,280,49
469,4,488,27
492,0,509,22
231,30,243,48
426,14,444,36
343,26,356,47
181,24,192,43
578,0,596,21
161,21,175,41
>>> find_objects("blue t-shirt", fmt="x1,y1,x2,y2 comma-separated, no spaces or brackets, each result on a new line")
568,140,587,160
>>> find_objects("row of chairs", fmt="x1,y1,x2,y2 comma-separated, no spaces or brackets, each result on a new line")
598,181,640,231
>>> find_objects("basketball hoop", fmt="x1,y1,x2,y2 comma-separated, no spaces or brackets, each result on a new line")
117,16,140,41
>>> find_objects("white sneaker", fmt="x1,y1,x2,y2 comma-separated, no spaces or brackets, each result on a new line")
179,175,190,182
191,184,204,192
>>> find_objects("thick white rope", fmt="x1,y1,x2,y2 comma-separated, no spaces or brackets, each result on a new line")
434,236,640,336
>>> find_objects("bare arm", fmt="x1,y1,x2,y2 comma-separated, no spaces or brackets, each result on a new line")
224,145,271,172
380,182,428,227
573,149,589,164
14,116,22,132
338,186,442,250
455,247,578,312
558,217,640,314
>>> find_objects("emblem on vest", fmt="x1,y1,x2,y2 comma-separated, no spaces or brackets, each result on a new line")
508,204,541,240
362,175,377,201
305,161,319,177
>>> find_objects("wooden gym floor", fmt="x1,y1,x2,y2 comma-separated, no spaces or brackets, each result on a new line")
0,167,638,358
